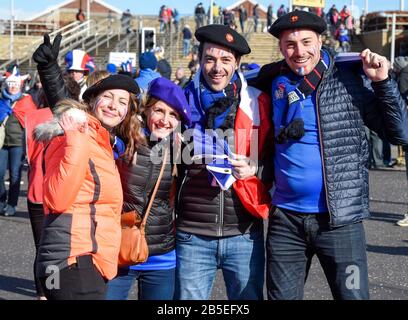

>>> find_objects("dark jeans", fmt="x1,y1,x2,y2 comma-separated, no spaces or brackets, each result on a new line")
106,267,175,300
27,200,45,297
39,255,107,300
266,207,369,300
0,146,24,207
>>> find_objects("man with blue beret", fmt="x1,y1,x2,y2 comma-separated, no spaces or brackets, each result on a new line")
254,10,408,300
175,24,273,300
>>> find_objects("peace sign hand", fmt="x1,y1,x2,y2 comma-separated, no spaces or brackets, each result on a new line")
32,33,62,66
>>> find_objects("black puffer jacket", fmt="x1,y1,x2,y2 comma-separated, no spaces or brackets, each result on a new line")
253,50,408,227
117,143,175,256
176,163,264,237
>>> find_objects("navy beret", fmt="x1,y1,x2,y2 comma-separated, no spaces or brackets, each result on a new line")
268,10,327,38
195,24,251,56
147,77,191,126
139,52,158,70
83,74,140,103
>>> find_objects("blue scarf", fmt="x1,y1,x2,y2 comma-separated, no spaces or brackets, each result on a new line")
199,72,240,129
0,89,21,123
1,88,22,104
276,50,330,143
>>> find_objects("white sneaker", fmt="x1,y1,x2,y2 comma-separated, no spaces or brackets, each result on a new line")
3,205,16,217
396,214,408,227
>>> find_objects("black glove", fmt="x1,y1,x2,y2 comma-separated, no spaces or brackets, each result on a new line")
32,33,62,66
276,118,305,144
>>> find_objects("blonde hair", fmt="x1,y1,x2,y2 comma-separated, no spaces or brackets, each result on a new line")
86,70,110,87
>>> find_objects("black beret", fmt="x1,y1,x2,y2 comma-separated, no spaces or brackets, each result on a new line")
195,24,251,56
268,10,327,38
83,74,140,103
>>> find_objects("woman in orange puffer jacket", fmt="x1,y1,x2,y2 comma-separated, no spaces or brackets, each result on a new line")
34,75,140,300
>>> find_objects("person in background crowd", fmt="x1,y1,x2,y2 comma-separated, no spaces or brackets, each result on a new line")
121,9,133,34
182,24,193,57
392,56,408,227
135,52,161,93
174,67,189,88
154,46,172,80
64,49,95,99
0,66,37,217
194,2,206,29
335,23,350,52
173,8,180,33
28,74,43,107
238,5,247,33
277,4,286,18
187,51,200,82
76,8,86,23
255,10,408,300
267,3,274,29
175,24,272,300
253,4,259,33
106,77,191,300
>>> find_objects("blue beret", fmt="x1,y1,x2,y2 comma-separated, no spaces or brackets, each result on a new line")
195,24,250,56
269,10,327,38
147,77,191,126
139,52,158,70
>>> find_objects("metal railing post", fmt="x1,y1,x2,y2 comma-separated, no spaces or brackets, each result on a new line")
391,13,396,66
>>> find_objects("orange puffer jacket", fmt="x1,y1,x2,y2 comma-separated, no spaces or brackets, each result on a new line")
36,114,123,280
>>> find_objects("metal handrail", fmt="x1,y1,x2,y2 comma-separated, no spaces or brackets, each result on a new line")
0,18,121,72
0,20,84,71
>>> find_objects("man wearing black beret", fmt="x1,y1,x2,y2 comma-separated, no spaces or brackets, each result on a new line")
175,24,272,300
260,10,408,300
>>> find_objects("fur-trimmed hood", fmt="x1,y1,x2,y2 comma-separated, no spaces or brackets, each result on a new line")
34,108,87,142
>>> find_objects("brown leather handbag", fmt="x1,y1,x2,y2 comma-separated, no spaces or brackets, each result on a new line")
118,149,168,267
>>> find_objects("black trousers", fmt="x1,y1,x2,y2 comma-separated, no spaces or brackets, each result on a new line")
27,200,45,297
39,255,107,300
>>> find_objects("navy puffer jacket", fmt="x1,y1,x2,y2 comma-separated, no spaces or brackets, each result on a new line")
254,50,408,227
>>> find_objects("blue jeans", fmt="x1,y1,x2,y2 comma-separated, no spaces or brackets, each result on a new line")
0,146,24,207
266,207,369,300
105,267,175,300
175,230,264,300
183,39,190,57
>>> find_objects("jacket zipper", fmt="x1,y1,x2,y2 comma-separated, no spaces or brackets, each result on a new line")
315,67,332,225
218,189,224,237
177,174,187,207
144,154,155,209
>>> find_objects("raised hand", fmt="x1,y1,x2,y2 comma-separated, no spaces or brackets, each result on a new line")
32,33,62,66
360,48,389,82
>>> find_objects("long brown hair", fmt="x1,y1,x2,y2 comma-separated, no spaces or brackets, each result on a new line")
115,92,146,163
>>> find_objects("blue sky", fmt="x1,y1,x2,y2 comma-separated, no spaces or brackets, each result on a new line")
0,0,404,20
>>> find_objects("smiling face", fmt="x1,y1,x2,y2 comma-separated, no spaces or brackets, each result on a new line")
200,42,240,92
92,89,130,130
145,100,180,140
279,29,322,76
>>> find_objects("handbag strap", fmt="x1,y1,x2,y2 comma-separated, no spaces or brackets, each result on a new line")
140,148,169,228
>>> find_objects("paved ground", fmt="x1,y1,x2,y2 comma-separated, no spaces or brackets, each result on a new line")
0,167,407,300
